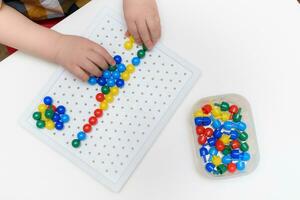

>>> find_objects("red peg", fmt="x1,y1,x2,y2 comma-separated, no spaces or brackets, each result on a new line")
229,105,239,114
227,162,237,173
202,104,212,114
231,140,240,149
88,116,98,125
198,134,207,145
196,126,205,135
83,124,92,133
48,105,56,112
204,127,213,137
96,93,105,102
94,109,103,118
215,140,225,151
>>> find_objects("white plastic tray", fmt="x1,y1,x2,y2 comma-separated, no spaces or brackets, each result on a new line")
191,94,259,179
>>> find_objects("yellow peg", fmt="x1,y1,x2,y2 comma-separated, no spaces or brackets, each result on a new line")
100,100,109,110
105,94,114,103
45,120,55,130
126,64,135,73
212,155,222,166
211,105,222,119
129,35,135,43
193,110,205,117
121,71,130,81
221,112,231,122
110,87,119,96
220,134,231,145
124,41,133,50
38,104,47,113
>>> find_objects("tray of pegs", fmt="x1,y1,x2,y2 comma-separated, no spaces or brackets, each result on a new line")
191,94,259,178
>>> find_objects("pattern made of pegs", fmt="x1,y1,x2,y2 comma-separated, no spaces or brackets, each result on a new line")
71,35,147,148
32,96,70,131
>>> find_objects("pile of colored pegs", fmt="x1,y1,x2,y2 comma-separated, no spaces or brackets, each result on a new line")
194,101,251,175
32,96,69,131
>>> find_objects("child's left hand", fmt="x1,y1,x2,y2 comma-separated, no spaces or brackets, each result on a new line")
123,0,161,50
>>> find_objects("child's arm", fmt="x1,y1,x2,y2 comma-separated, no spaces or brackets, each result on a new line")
0,3,115,81
123,0,161,50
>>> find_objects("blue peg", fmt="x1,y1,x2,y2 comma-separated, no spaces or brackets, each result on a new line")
230,130,239,140
231,149,240,159
205,163,215,173
236,161,246,171
199,146,209,163
213,129,222,138
222,155,232,164
208,147,218,161
236,121,247,131
223,121,235,130
194,117,211,126
88,76,97,85
211,116,222,129
207,137,217,146
239,152,251,161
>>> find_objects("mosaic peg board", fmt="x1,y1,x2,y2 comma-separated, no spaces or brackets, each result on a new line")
20,8,200,192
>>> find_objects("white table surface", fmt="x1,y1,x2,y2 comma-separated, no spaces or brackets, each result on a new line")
0,0,299,199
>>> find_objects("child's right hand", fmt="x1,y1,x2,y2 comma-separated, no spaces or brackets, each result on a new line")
54,35,115,81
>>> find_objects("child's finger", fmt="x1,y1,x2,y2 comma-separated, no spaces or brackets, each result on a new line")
88,51,108,71
146,17,161,45
81,58,102,77
127,21,142,44
72,66,89,81
91,44,115,66
137,20,153,49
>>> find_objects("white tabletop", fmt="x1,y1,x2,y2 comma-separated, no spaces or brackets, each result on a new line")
0,0,299,199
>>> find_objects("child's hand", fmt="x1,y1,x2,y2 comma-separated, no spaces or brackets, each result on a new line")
123,0,161,50
54,35,115,81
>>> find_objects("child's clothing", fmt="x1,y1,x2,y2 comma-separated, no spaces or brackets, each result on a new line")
0,0,90,61
0,0,90,20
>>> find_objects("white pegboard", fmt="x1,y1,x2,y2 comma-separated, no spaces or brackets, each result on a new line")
20,8,200,192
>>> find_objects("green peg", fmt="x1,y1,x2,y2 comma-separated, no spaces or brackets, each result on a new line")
239,131,248,141
222,146,232,155
101,86,110,94
32,112,41,120
36,120,45,128
142,44,148,51
45,109,54,119
72,139,81,148
217,164,227,174
108,65,117,71
240,142,249,152
233,108,242,122
48,105,56,111
214,101,230,111
137,49,146,58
